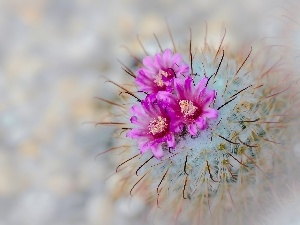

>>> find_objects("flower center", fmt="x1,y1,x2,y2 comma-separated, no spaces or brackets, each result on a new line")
154,69,175,87
179,100,198,118
154,74,164,87
159,69,171,78
148,116,168,136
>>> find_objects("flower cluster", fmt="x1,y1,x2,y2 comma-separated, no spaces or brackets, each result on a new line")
126,49,218,159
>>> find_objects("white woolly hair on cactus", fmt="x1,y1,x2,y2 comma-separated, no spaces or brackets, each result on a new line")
96,22,300,225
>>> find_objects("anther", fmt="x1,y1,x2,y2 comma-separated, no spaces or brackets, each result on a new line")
179,100,198,117
148,116,168,135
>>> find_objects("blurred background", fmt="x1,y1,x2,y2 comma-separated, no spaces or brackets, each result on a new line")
1,0,299,225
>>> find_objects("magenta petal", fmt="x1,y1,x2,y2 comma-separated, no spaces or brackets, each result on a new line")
126,129,144,138
195,77,208,94
156,91,178,108
139,141,149,154
130,115,148,127
170,118,183,132
174,78,186,99
195,117,206,130
146,93,158,103
204,90,216,107
188,123,198,135
130,104,142,115
166,134,176,148
143,56,155,70
143,94,156,103
155,53,164,68
197,89,216,107
136,71,157,92
163,49,172,67
150,56,162,71
136,69,153,83
175,123,184,133
126,130,133,138
156,90,174,101
177,64,190,75
137,68,146,77
152,145,164,159
171,53,182,66
165,85,174,93
130,116,138,124
184,76,193,96
202,108,218,119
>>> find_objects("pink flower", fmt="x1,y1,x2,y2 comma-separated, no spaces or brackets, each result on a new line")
126,97,178,159
157,76,218,135
136,49,190,95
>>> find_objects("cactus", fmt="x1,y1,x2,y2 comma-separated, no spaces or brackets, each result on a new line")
99,27,299,225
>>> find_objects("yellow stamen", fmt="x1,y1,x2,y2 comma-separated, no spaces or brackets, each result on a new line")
179,100,198,117
148,116,168,135
153,70,172,87
154,75,164,87
159,70,170,77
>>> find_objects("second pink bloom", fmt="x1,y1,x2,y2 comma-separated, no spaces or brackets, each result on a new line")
157,76,218,135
